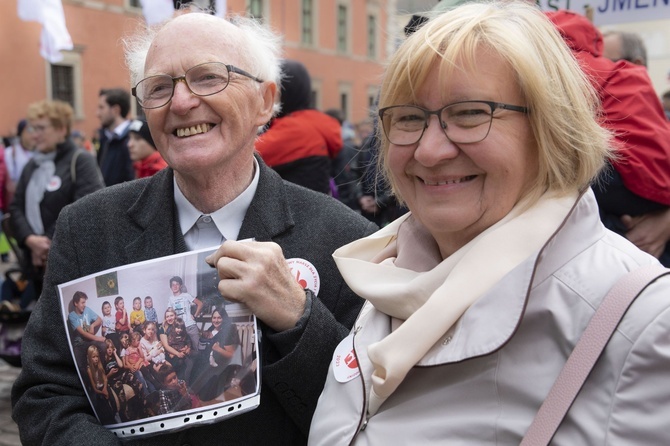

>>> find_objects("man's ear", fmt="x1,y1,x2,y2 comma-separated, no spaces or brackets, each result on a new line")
256,81,277,126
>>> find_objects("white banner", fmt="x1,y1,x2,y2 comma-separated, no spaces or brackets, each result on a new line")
18,0,73,63
538,0,670,26
214,0,227,17
140,0,174,25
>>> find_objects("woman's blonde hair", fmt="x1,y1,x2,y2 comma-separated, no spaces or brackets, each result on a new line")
378,1,612,204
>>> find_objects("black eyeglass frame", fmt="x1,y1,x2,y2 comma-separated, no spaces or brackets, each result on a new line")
378,100,529,146
132,62,264,109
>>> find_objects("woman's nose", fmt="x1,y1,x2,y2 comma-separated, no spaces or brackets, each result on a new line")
413,115,460,166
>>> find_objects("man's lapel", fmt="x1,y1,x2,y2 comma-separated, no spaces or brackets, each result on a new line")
124,168,187,261
239,157,295,242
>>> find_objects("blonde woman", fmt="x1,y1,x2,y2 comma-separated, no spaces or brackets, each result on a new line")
310,2,670,444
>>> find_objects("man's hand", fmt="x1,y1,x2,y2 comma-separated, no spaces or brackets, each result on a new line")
206,241,306,332
622,208,670,258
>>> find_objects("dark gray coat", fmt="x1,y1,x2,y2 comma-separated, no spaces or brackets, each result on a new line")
11,158,377,445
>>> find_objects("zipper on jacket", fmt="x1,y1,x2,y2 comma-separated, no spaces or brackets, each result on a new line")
348,325,368,446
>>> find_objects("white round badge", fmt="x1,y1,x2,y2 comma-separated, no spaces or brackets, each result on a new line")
333,333,360,383
286,258,320,296
46,175,62,192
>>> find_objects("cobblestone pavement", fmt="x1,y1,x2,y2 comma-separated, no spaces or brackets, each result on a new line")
0,251,24,446
0,359,21,446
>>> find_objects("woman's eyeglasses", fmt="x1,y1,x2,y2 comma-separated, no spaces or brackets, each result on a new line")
378,101,529,146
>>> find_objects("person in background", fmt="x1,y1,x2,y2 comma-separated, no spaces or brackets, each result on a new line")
12,9,376,446
127,119,168,178
662,90,670,120
5,119,35,208
309,2,670,444
356,127,408,228
71,130,93,153
97,88,135,186
602,29,647,66
255,59,343,195
600,28,670,267
546,11,670,266
325,108,361,211
0,143,8,263
10,100,104,300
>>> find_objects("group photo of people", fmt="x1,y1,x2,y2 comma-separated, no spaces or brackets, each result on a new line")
58,249,259,427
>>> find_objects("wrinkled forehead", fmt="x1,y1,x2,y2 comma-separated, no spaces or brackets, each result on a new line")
146,14,246,74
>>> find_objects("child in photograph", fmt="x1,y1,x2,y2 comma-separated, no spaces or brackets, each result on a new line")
144,296,158,323
168,276,203,351
102,339,144,421
165,317,194,381
100,301,115,337
86,345,119,424
100,301,121,351
114,296,130,334
140,321,168,391
154,363,199,415
141,321,166,365
130,297,145,333
121,331,151,394
118,332,131,354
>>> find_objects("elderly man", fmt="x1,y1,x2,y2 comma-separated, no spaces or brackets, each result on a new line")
11,10,377,446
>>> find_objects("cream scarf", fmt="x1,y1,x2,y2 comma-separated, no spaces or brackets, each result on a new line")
333,192,578,416
26,150,57,235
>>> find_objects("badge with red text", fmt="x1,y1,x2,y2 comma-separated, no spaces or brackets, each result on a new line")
46,175,62,192
333,333,360,383
286,258,320,296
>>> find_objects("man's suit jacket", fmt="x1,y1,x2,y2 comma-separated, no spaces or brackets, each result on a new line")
12,158,378,445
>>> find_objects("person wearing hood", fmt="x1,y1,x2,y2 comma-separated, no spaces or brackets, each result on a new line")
127,119,168,178
546,10,670,266
9,100,104,299
255,59,342,194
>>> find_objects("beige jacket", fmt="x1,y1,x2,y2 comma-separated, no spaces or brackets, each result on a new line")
309,190,670,445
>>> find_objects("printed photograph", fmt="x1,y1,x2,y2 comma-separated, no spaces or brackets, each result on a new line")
57,247,260,432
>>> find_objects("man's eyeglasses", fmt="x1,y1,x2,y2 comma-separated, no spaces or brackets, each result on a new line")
378,101,529,146
132,62,264,109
